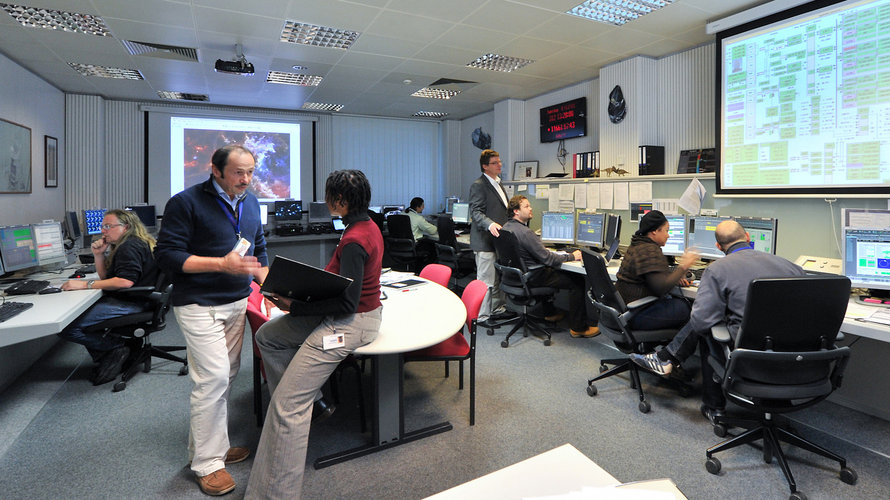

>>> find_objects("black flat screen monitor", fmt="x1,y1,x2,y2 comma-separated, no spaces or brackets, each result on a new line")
575,212,605,249
663,215,687,257
64,211,81,240
381,205,405,220
604,214,622,248
0,225,38,272
451,203,470,224
332,217,345,232
83,209,106,235
125,205,157,229
688,216,731,260
274,200,303,221
843,227,890,294
308,202,330,223
735,216,778,254
540,212,574,245
31,222,67,266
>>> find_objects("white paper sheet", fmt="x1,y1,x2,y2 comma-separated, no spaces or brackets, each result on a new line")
628,182,652,203
678,178,706,215
653,198,679,214
574,184,587,209
536,185,550,199
613,182,629,210
587,183,600,209
558,184,574,200
599,183,613,209
504,184,515,198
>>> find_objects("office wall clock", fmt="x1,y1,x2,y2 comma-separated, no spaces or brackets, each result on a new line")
608,85,626,124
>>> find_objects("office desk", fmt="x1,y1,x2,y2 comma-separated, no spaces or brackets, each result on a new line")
314,277,466,468
0,290,102,348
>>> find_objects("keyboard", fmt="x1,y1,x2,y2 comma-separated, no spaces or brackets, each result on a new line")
68,264,96,278
0,301,33,323
3,279,51,296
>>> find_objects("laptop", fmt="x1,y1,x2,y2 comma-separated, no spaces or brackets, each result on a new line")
261,256,352,302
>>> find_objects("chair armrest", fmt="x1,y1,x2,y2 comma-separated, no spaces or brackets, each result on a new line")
105,286,158,301
711,324,732,344
625,296,658,310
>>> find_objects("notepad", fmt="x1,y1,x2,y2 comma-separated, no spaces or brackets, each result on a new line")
382,278,426,289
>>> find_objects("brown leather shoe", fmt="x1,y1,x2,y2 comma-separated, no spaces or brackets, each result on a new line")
196,468,235,496
225,447,250,464
570,326,600,338
544,311,565,322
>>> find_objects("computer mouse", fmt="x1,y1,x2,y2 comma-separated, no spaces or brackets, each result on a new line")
71,273,85,278
38,287,62,294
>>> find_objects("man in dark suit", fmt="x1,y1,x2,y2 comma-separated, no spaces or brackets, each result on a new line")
468,149,509,324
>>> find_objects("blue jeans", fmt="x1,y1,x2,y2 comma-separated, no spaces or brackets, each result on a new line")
627,295,690,331
58,296,148,361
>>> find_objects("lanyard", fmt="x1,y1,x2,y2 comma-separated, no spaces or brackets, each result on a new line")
215,197,244,239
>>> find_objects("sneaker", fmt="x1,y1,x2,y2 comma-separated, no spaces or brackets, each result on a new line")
544,311,565,323
224,447,250,464
700,405,726,426
570,326,600,338
196,468,235,496
630,352,673,376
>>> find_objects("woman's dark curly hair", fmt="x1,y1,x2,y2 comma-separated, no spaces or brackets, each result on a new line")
324,170,371,216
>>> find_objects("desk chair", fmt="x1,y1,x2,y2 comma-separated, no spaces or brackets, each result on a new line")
404,279,486,425
581,250,690,413
419,263,452,288
491,230,558,348
434,216,475,290
84,274,187,393
385,214,427,273
704,276,856,500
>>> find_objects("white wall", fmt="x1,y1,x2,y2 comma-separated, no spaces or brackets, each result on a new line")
455,110,494,201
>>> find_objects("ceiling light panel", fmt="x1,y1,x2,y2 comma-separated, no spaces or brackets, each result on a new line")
466,53,534,73
566,0,675,26
413,111,448,118
411,87,460,100
158,91,208,101
280,20,359,50
0,3,111,36
266,71,323,86
69,63,143,80
302,102,344,112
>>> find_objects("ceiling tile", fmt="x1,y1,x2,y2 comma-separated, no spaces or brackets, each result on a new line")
364,10,453,45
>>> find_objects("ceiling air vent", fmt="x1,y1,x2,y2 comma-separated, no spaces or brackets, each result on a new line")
121,40,199,62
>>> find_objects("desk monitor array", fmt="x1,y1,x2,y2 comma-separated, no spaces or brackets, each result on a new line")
125,205,157,230
687,215,730,261
83,208,106,236
451,202,470,225
63,211,81,244
274,200,303,221
842,226,890,303
662,215,687,257
368,205,382,214
575,212,605,249
540,211,575,246
0,225,39,273
31,222,67,267
381,205,405,220
735,216,778,255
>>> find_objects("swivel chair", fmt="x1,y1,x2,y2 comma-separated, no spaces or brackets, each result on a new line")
490,230,558,348
581,249,690,413
434,216,475,291
385,214,426,273
84,273,187,392
703,275,856,500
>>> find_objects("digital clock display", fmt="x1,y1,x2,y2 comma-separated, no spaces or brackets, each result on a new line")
540,97,586,143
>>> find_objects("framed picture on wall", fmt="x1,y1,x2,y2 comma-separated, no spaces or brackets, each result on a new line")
513,160,538,181
0,117,32,194
45,135,58,188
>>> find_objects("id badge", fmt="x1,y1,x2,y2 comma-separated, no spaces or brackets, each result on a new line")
232,237,251,256
322,333,345,350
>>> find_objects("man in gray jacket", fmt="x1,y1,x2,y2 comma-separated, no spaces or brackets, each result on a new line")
468,149,509,325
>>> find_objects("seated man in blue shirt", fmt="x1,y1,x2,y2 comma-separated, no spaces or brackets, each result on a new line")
502,195,599,338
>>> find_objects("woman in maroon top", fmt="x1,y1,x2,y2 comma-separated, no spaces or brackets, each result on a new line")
246,170,383,500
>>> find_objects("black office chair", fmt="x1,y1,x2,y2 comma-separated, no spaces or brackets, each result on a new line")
703,275,856,500
581,249,690,413
368,210,384,233
385,214,427,273
490,230,558,348
434,215,475,291
84,273,188,392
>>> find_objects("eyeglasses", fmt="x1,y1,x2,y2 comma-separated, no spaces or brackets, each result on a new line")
101,223,125,230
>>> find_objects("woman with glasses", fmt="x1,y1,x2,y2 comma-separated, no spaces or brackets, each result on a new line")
59,209,160,385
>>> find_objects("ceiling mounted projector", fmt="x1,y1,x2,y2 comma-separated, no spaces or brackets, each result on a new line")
215,43,254,75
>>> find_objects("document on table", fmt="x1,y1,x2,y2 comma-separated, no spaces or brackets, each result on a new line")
857,307,890,326
523,478,684,499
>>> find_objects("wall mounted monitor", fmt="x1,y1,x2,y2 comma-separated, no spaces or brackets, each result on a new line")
662,215,688,257
274,200,303,221
843,227,890,295
31,222,67,266
83,209,107,235
677,148,717,174
451,202,470,224
308,201,331,223
125,205,157,229
381,205,405,219
540,212,575,245
64,211,81,240
540,97,587,143
735,216,778,254
0,225,38,272
575,212,605,249
687,216,731,260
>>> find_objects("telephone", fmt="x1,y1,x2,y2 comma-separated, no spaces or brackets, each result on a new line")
794,255,842,275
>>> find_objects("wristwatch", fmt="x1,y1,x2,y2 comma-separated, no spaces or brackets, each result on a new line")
87,280,95,289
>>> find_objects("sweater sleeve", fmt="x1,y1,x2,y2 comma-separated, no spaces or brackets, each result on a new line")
288,242,366,316
154,195,194,274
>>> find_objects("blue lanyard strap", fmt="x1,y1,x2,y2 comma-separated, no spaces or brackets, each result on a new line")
214,197,244,239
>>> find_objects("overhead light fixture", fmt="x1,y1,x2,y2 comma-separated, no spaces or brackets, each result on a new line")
280,20,359,50
466,53,534,73
215,44,254,75
411,87,460,100
266,71,323,86
158,91,209,101
566,0,675,26
68,63,143,80
413,111,449,118
0,3,111,36
302,102,344,112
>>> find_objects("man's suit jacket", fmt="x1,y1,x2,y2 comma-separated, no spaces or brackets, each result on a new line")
468,173,509,252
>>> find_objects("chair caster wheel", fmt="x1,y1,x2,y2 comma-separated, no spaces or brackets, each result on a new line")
789,491,807,500
487,329,494,336
500,340,509,348
705,457,721,475
543,339,551,346
179,365,189,376
586,384,597,396
713,424,728,438
599,364,608,373
638,400,650,413
840,467,857,485
112,381,127,392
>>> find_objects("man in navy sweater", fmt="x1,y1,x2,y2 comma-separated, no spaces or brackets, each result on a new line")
155,144,269,496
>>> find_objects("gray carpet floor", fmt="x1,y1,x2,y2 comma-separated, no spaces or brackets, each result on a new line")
1,309,889,499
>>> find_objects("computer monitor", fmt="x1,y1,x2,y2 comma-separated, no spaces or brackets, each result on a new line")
83,208,107,235
575,212,605,249
0,225,38,272
274,200,303,221
332,217,346,232
687,215,730,260
662,215,687,257
31,222,67,266
125,205,157,229
259,204,269,225
368,205,382,214
451,202,470,224
604,213,622,248
444,196,459,214
842,227,890,296
381,205,405,219
308,201,331,223
540,212,575,245
735,216,778,254
64,210,81,240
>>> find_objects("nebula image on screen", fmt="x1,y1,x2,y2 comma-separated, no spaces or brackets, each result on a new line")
183,129,292,199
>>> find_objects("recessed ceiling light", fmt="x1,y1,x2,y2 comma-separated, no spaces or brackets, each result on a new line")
411,87,460,100
466,53,534,73
302,102,344,112
266,71,323,86
158,91,209,101
566,0,675,26
413,111,448,118
292,65,308,70
0,3,111,36
403,79,413,85
69,63,143,80
280,20,359,50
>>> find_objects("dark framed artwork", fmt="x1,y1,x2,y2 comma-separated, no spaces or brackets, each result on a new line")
0,117,31,193
45,135,58,188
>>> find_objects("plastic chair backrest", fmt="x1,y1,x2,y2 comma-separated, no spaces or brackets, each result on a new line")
461,279,487,329
248,281,263,310
246,301,270,335
420,263,452,287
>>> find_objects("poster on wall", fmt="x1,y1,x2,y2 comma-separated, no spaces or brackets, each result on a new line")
0,117,31,194
45,135,58,188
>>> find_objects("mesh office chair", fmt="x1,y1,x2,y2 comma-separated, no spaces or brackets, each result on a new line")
703,276,856,500
490,230,558,348
84,273,187,392
581,249,690,413
434,216,475,291
385,214,426,273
